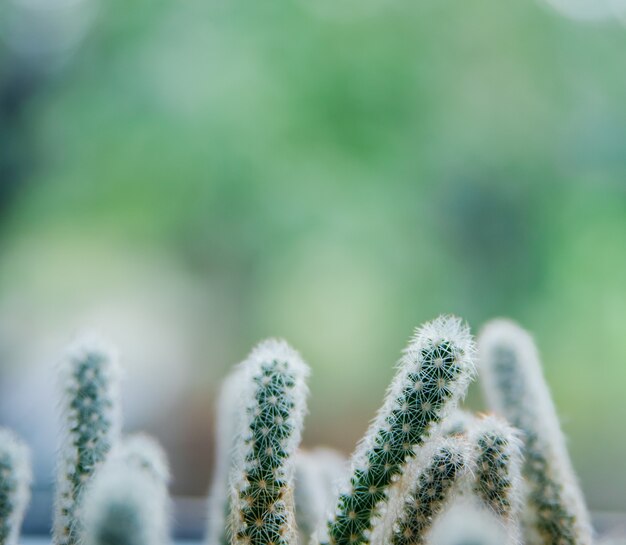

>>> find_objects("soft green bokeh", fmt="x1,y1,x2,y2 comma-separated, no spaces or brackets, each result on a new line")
0,0,625,510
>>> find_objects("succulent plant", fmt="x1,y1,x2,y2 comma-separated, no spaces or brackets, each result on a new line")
470,415,523,543
228,339,310,545
479,320,592,545
294,449,347,543
53,335,122,545
372,435,471,545
0,428,32,545
82,434,170,545
317,316,476,545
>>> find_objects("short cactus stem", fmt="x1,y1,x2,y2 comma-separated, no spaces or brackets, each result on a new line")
294,449,347,542
0,428,32,545
479,320,592,545
207,368,247,545
384,436,470,545
82,435,170,545
469,415,523,542
53,336,122,545
319,316,475,545
229,339,310,545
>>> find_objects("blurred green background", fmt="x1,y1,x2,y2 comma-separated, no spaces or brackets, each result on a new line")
1,0,625,515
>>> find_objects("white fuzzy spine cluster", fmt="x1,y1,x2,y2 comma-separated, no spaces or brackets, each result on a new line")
207,368,247,545
82,435,170,545
53,335,122,545
229,339,310,545
0,428,32,545
469,415,524,544
479,320,592,545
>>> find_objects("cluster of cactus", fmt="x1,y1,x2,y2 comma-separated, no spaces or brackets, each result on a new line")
0,315,597,545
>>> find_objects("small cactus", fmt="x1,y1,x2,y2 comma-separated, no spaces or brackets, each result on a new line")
0,428,32,545
82,435,170,545
207,367,247,545
376,436,470,545
478,320,592,545
429,498,510,545
53,336,122,545
469,415,523,543
441,410,477,437
318,316,475,545
294,449,347,542
229,339,310,545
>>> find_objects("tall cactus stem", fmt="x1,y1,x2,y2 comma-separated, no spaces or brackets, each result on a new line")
317,315,476,545
229,339,310,545
479,320,592,545
53,335,122,545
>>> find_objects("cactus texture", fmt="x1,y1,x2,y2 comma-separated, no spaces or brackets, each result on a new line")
318,316,475,545
441,410,476,437
470,415,523,543
377,436,470,545
0,428,32,545
229,339,310,545
207,368,247,545
479,320,592,545
82,435,170,545
294,449,347,542
53,336,122,545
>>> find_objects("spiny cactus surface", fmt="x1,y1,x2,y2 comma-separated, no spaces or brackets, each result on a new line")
479,320,592,545
319,316,475,545
82,434,170,545
385,436,470,545
229,339,309,545
53,336,122,545
0,428,32,545
470,415,523,543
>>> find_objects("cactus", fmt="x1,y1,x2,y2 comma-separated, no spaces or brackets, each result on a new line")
429,498,510,545
229,339,310,545
478,320,592,545
373,436,470,545
469,415,523,543
317,316,475,545
294,449,347,542
53,336,122,545
0,428,32,545
82,434,170,545
207,367,247,545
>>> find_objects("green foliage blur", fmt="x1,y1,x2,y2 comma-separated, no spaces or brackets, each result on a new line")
1,0,625,511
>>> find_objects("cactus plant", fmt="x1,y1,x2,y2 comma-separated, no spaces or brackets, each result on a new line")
82,434,170,545
373,435,470,545
0,428,32,545
478,320,592,545
294,449,347,543
469,415,523,543
228,339,310,545
53,336,122,545
317,316,475,545
428,498,510,545
207,367,247,545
